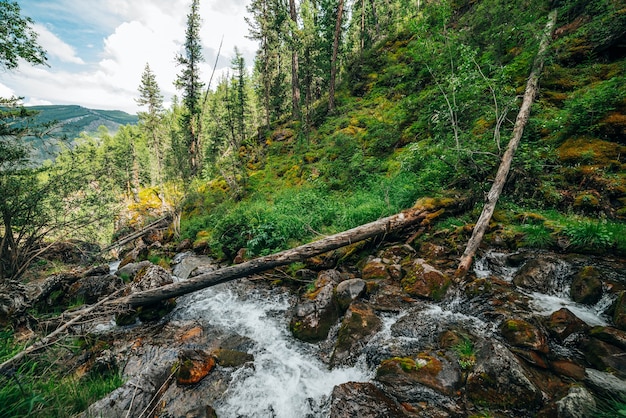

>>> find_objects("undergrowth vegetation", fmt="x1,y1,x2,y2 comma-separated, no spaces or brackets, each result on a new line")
0,330,123,418
178,0,626,260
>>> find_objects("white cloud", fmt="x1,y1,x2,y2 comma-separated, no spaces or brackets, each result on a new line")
34,24,85,65
2,0,258,114
0,82,15,98
24,98,53,106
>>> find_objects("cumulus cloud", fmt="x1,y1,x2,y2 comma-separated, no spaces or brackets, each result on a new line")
3,0,257,114
33,24,85,65
0,82,15,98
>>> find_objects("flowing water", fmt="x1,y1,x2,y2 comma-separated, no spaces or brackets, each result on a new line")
170,281,371,418
475,250,615,326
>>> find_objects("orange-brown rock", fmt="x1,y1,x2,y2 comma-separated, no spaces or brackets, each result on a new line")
176,349,216,385
550,360,586,380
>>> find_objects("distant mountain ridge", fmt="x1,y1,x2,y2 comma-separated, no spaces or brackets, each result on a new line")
27,105,138,139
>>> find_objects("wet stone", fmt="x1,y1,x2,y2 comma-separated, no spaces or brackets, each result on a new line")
545,308,590,342
335,278,366,310
329,382,406,418
570,266,603,305
400,259,450,301
550,360,586,380
466,340,542,411
589,326,626,349
331,302,382,367
500,318,549,354
614,291,626,331
556,386,596,418
583,337,626,378
176,349,217,385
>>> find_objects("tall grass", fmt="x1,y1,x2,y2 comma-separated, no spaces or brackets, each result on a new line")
0,330,123,418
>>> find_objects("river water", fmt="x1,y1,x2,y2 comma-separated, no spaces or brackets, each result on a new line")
170,281,371,417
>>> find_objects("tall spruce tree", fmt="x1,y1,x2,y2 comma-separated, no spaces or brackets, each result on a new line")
136,63,165,184
175,0,205,178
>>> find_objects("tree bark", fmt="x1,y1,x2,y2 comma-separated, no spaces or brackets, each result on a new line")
116,207,431,307
289,0,301,119
0,288,125,376
101,216,169,253
328,0,344,112
456,10,557,279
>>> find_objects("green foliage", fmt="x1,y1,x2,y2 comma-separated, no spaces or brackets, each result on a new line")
0,330,123,418
518,224,555,248
0,0,47,70
593,393,626,418
452,338,476,370
562,219,614,250
562,76,626,135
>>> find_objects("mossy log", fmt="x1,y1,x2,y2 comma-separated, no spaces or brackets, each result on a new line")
115,207,434,308
456,10,558,279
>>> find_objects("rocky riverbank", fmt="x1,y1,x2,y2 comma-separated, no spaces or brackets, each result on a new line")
3,237,626,417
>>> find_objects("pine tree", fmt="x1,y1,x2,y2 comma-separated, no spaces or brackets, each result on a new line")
136,63,165,184
175,0,205,178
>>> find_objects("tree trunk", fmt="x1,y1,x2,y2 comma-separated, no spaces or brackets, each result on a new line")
116,207,433,307
328,0,344,112
456,10,558,279
289,0,301,119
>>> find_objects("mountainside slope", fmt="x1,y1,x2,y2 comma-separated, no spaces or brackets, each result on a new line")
180,0,626,260
27,104,138,139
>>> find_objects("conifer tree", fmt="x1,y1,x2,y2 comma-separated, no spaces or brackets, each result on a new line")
175,0,205,178
136,63,165,184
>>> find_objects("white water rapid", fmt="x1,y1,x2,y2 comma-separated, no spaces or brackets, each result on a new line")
170,282,371,418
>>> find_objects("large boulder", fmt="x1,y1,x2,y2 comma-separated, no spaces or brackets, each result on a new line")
335,278,366,311
556,386,596,418
613,291,626,331
128,264,173,293
376,352,462,397
400,259,450,301
69,274,124,304
375,352,463,414
466,340,542,411
289,270,342,342
329,382,406,418
500,318,549,354
582,337,626,378
512,255,570,294
570,266,603,305
544,308,590,342
115,260,152,281
331,302,382,367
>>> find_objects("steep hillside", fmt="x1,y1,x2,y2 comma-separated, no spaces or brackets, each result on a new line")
180,0,626,260
24,105,138,161
27,105,138,137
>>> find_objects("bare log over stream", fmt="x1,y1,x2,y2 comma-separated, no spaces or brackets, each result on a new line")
101,216,170,253
456,10,558,279
115,207,434,307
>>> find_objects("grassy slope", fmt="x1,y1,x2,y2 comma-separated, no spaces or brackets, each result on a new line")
181,0,626,259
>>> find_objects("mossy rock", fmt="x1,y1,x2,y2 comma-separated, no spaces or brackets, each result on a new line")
614,291,626,331
573,191,601,212
376,351,461,397
212,349,254,367
558,137,626,167
500,319,549,354
570,266,603,305
400,259,450,301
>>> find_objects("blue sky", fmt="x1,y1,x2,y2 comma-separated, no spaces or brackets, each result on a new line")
0,0,257,114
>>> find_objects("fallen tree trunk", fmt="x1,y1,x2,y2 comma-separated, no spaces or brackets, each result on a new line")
115,207,432,307
0,287,125,376
456,10,558,279
101,216,170,253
